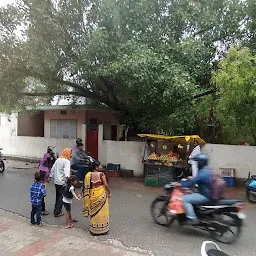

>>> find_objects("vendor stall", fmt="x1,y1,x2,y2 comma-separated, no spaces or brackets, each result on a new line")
138,134,206,187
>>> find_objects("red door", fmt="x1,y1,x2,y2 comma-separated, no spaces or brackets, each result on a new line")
86,129,98,159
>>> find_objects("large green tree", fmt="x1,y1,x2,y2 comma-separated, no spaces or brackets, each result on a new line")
213,47,256,144
0,0,249,133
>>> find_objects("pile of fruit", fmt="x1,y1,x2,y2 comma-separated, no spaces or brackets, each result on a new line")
148,152,178,162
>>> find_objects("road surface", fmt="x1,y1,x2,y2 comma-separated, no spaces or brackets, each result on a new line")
0,163,255,256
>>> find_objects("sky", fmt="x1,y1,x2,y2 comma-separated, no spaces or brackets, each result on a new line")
0,0,15,7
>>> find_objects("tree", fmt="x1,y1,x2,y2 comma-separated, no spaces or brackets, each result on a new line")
213,47,256,144
0,0,248,132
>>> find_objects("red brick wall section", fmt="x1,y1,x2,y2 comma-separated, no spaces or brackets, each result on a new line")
86,110,118,124
17,111,44,137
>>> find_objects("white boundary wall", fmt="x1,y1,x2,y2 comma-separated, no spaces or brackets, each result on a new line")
1,125,256,178
0,136,73,159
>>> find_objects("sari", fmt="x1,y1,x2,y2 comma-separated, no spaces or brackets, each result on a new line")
83,172,109,235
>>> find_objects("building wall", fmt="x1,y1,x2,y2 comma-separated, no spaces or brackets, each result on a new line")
17,111,44,137
86,110,117,124
0,113,17,137
44,110,85,138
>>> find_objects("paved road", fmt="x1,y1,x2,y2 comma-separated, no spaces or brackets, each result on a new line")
0,165,255,256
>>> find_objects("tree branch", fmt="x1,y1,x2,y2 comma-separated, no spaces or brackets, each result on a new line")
95,76,119,109
16,68,118,108
193,89,215,99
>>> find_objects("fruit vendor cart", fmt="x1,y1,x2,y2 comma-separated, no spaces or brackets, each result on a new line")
138,134,206,187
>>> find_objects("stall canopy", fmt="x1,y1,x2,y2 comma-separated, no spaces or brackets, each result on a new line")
137,134,206,144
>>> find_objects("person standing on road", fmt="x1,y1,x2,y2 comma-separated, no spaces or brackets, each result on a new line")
83,162,111,235
63,175,81,229
188,140,201,177
30,172,47,226
49,148,72,217
38,152,52,216
141,139,152,176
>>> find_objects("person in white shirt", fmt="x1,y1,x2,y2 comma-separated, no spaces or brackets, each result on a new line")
188,140,201,177
49,148,72,217
142,140,152,176
142,140,152,163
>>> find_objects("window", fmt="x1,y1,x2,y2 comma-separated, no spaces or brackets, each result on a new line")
50,119,77,139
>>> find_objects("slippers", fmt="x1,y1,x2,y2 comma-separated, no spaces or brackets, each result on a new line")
54,212,64,217
42,211,49,215
71,218,78,223
65,223,74,229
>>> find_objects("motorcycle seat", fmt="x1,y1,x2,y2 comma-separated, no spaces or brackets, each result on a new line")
251,175,256,180
207,249,229,256
200,198,242,206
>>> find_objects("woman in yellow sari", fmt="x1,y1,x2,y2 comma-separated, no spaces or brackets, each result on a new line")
83,162,111,235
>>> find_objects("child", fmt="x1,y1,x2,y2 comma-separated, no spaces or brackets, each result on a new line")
30,172,47,226
63,175,81,229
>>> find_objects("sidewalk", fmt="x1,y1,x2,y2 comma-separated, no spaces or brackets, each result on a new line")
0,209,153,256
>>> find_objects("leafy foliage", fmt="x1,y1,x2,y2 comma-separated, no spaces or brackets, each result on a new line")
213,48,256,144
0,0,251,133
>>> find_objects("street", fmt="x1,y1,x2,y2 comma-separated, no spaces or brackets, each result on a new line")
0,163,255,256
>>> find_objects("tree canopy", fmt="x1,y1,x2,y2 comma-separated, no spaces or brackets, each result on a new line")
0,0,252,134
213,48,256,144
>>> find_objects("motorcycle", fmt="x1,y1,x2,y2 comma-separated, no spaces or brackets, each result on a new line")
245,172,256,203
201,241,229,256
72,152,101,184
0,148,5,173
151,182,245,244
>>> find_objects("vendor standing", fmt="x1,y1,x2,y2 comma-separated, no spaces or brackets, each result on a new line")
188,140,201,177
142,139,153,176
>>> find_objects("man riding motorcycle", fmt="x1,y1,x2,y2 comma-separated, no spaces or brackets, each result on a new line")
71,138,100,181
176,153,211,225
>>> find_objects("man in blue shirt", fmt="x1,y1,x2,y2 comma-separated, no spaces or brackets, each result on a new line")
176,153,211,225
30,172,47,226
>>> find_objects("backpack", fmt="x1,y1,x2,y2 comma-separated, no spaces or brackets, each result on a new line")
211,169,227,200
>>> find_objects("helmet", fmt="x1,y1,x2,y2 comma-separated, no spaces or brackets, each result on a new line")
192,153,208,169
76,138,82,144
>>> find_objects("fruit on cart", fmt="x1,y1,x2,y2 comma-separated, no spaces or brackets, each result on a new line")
148,152,157,160
167,151,173,157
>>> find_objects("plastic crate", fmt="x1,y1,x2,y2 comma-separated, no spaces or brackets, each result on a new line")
145,177,159,187
106,163,121,172
220,168,236,177
223,177,236,187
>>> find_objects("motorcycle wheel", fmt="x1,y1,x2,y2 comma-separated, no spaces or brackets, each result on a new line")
0,160,5,173
246,190,256,203
150,197,173,227
209,213,242,244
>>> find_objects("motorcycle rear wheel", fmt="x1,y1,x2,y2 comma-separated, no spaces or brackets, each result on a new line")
246,190,256,203
150,197,173,227
209,213,242,244
0,160,5,173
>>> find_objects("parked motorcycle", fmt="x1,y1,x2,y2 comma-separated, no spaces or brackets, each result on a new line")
0,148,5,173
151,182,245,244
201,241,229,256
245,172,256,203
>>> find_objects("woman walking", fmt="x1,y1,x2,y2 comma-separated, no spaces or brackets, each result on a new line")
38,152,52,215
83,163,111,235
